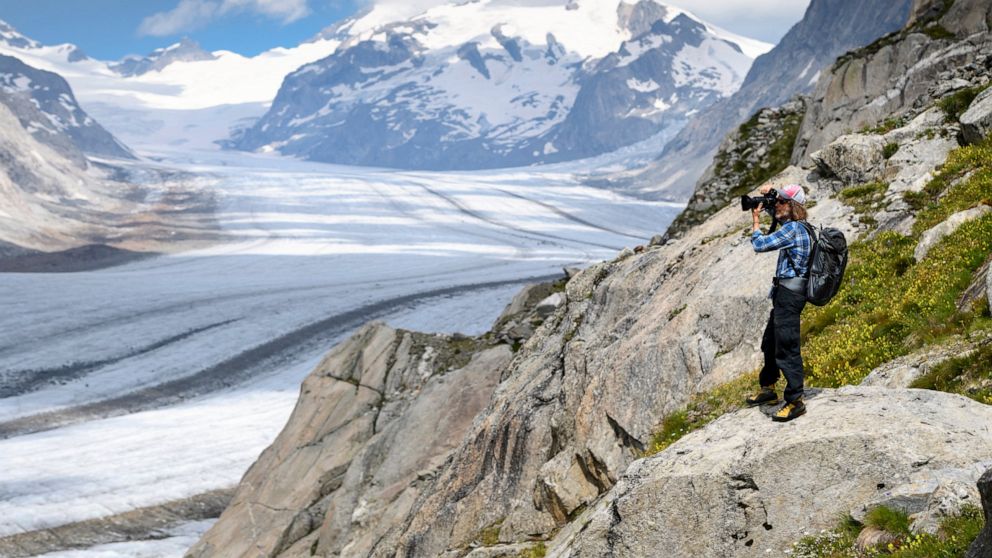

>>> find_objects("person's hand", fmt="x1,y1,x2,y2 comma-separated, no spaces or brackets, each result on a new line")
751,203,764,220
759,184,773,194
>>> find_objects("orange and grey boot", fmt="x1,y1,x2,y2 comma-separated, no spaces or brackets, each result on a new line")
772,398,806,422
745,386,780,407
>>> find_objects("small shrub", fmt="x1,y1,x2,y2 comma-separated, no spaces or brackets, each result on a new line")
883,143,900,159
864,506,911,536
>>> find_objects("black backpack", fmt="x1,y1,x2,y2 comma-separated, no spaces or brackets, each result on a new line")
798,222,848,306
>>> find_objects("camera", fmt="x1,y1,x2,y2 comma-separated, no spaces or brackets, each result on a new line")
740,188,779,213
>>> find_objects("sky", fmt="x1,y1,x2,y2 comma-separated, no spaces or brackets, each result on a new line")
0,0,811,60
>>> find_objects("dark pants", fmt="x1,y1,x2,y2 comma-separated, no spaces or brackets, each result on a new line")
759,285,807,403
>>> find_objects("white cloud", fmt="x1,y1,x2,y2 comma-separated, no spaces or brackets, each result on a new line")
138,0,311,37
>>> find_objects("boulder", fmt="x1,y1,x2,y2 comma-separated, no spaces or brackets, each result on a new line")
966,467,992,558
962,87,992,144
914,205,992,261
548,387,992,558
810,134,886,185
861,337,978,388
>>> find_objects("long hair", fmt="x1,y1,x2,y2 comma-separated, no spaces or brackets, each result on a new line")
788,200,808,222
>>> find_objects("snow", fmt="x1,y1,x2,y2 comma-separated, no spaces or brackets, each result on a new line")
671,36,752,96
626,78,661,93
0,148,684,549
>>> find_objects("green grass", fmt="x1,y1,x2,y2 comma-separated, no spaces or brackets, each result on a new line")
791,505,984,558
923,24,956,40
802,140,992,387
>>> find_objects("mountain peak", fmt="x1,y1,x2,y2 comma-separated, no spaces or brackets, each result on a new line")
110,37,217,77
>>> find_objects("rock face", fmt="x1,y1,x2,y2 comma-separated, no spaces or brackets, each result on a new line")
961,86,992,144
187,323,512,557
232,0,762,170
967,467,992,558
109,38,216,77
792,0,992,163
549,388,992,558
610,0,912,199
0,54,132,163
187,276,567,558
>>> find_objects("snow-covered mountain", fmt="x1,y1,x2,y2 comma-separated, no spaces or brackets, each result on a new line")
0,53,132,162
110,37,217,77
0,20,342,153
233,0,772,170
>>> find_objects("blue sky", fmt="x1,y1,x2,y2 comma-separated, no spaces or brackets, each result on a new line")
0,0,810,60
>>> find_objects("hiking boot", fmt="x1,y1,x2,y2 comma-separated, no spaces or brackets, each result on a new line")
745,387,780,407
772,399,806,422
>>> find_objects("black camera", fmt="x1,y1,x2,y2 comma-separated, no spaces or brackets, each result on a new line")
740,188,779,213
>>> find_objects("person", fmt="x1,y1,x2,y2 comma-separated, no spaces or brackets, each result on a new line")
745,183,812,422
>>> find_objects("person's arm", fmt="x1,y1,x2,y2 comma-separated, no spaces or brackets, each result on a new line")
752,220,797,253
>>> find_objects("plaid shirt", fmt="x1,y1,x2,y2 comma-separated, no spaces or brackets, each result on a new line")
751,220,812,278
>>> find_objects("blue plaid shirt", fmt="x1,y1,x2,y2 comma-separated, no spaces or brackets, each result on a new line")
751,220,812,278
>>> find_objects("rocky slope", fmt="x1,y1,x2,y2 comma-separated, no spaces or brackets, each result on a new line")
231,0,768,170
552,387,992,557
601,0,912,200
190,0,992,556
793,0,992,163
0,53,132,163
188,280,568,557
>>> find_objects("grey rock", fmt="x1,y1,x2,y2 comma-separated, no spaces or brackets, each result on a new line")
811,133,885,185
535,293,565,317
914,205,992,261
665,98,807,238
549,388,992,558
793,0,992,164
961,86,992,144
966,467,992,558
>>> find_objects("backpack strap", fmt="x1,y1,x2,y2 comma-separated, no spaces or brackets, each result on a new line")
783,221,817,278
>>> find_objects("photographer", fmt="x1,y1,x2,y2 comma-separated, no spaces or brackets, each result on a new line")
745,184,812,422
